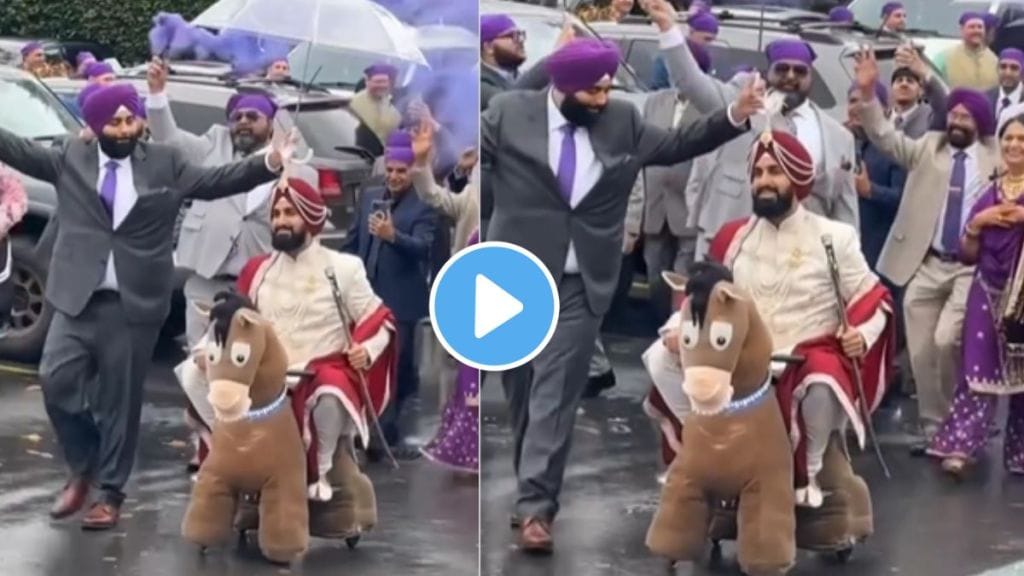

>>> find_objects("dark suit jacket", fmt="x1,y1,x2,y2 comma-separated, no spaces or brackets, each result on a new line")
987,86,1024,118
343,186,437,323
857,139,906,270
0,127,276,324
480,61,551,112
482,89,746,315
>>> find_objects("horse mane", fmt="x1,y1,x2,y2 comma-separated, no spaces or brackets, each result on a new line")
684,262,734,328
210,290,257,347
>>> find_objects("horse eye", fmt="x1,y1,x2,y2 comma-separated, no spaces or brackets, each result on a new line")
206,345,222,365
680,322,699,350
709,322,734,351
230,342,252,367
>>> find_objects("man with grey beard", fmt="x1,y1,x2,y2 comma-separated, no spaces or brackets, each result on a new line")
146,59,314,468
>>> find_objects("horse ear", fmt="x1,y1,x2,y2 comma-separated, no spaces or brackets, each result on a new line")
236,308,262,326
661,271,689,292
191,300,212,318
716,283,747,303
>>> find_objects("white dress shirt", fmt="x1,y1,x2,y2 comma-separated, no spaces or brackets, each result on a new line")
96,150,139,290
931,143,983,253
789,100,823,169
999,84,1023,118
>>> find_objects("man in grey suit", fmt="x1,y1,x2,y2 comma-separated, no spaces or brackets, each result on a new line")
645,0,857,261
0,83,288,529
988,48,1024,120
483,37,758,552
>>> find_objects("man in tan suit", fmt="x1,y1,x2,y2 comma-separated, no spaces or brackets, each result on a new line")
349,64,402,144
855,49,999,452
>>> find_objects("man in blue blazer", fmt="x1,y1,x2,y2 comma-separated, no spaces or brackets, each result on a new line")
345,142,437,458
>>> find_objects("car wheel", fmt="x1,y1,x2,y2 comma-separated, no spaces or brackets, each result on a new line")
0,236,53,362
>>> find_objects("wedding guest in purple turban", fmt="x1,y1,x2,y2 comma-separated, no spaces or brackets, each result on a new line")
222,93,277,155
937,11,998,90
80,83,146,157
84,61,116,85
948,87,996,141
20,42,44,73
765,39,817,112
76,51,97,77
480,14,529,110
545,38,622,126
688,11,719,44
351,62,403,142
996,48,1024,116
829,7,854,24
386,130,412,150
481,14,519,44
880,2,906,32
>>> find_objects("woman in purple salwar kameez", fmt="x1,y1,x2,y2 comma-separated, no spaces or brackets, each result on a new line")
421,230,480,474
928,114,1024,477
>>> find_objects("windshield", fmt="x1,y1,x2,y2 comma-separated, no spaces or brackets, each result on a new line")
849,0,992,37
0,77,79,138
288,46,414,89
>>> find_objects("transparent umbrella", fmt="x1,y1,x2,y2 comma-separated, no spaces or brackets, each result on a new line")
413,24,479,52
192,0,427,65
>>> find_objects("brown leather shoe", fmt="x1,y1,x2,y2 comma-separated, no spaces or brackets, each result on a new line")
49,478,90,520
519,517,553,554
81,502,120,531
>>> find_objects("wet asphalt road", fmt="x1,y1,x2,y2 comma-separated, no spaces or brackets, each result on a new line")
482,333,1024,576
0,343,478,576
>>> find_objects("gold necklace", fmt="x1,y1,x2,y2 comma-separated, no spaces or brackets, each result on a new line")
1003,174,1024,201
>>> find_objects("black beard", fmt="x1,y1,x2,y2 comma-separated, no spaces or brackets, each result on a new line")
779,90,808,114
559,94,604,128
98,135,138,159
493,48,525,72
947,127,975,149
272,229,307,252
752,188,794,219
232,132,264,156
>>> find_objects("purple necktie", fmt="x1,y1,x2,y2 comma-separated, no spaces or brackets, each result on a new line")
556,125,576,205
100,160,118,216
940,150,967,254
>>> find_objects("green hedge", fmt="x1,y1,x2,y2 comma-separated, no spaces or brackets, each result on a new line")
0,0,214,65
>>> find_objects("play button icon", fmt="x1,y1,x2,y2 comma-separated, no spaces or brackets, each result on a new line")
430,242,559,371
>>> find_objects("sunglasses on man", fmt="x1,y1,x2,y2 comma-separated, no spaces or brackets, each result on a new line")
771,63,810,78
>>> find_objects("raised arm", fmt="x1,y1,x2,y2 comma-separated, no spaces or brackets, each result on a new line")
923,74,949,131
0,126,63,185
145,59,216,163
856,49,926,169
175,148,278,201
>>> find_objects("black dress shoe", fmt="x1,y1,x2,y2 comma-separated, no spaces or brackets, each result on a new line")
582,371,616,399
909,441,929,457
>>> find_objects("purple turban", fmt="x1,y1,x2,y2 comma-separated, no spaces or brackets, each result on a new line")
364,63,397,80
545,39,620,94
385,146,414,165
20,42,42,57
765,39,816,64
960,11,985,27
983,13,999,30
80,84,144,136
689,39,712,74
76,52,96,67
481,14,518,44
226,93,277,119
386,130,412,149
689,12,719,35
76,82,103,110
1001,48,1024,68
850,81,889,108
84,61,114,80
881,2,904,17
948,87,995,137
829,7,854,23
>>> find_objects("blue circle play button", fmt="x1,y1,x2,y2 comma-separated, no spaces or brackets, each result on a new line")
430,242,559,371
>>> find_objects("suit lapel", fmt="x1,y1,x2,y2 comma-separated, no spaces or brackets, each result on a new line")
521,91,566,204
81,143,111,224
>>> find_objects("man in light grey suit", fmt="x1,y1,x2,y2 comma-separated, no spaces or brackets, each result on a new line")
483,36,759,552
856,50,999,454
0,83,288,529
645,0,857,261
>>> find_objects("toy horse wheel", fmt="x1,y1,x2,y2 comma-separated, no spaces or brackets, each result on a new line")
345,534,361,549
834,546,854,564
710,540,723,563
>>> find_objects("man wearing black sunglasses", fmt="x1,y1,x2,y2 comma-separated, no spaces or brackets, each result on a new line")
645,0,857,262
145,58,316,470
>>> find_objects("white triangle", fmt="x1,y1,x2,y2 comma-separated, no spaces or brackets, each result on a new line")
474,274,524,339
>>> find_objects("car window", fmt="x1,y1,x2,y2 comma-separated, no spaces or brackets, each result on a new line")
168,101,227,136
849,0,991,37
0,77,79,138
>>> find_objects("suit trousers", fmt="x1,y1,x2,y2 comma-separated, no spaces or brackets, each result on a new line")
183,274,236,348
40,291,162,504
644,230,697,324
380,319,420,445
501,276,603,521
903,255,972,430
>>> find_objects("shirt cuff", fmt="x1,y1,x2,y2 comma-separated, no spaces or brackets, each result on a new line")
658,26,686,49
726,103,745,128
856,307,887,350
147,92,169,109
363,327,391,364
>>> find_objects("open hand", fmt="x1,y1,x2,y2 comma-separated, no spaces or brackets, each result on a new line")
641,0,679,32
894,44,928,81
457,147,479,174
973,203,1019,230
731,74,764,124
347,344,370,371
555,15,576,48
853,48,880,100
411,117,435,167
147,57,168,94
837,327,866,359
269,127,299,175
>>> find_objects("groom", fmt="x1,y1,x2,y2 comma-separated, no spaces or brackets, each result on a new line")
0,82,290,529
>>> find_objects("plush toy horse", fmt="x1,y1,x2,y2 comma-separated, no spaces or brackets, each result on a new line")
646,263,797,576
181,292,309,564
